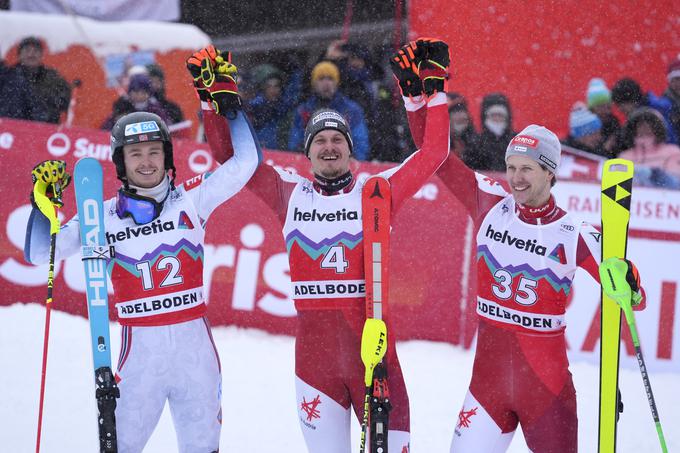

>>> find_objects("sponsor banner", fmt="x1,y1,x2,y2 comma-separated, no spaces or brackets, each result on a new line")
0,119,679,371
554,182,680,235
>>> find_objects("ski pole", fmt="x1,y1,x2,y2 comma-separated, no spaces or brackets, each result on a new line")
601,264,668,453
35,230,56,453
34,202,61,453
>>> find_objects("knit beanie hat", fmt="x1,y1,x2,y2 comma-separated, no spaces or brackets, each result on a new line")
505,124,561,171
586,78,611,108
612,78,643,104
668,60,680,82
311,61,340,85
303,109,353,156
570,102,602,138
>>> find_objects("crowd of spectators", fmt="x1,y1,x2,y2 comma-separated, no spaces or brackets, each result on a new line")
560,64,680,187
2,35,680,188
101,65,185,131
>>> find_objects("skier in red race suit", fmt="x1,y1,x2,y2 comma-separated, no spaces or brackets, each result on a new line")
407,110,647,451
188,40,450,452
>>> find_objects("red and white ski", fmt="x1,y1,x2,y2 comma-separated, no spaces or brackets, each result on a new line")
359,175,392,453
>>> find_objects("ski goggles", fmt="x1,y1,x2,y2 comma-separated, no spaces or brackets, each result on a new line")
115,188,166,225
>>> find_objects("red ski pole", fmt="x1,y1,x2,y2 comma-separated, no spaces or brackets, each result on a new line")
35,228,58,453
33,178,63,453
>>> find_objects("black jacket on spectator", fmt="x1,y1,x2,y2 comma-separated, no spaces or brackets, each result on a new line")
13,64,71,124
370,82,414,163
0,62,47,121
471,93,515,171
598,112,621,154
155,93,184,125
455,126,482,167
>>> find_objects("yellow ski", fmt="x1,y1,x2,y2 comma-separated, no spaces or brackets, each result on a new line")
598,159,634,452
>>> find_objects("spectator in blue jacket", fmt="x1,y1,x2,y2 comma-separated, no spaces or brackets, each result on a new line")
246,63,302,150
288,61,370,160
662,60,680,146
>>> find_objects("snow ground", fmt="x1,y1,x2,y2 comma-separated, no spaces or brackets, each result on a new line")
2,303,678,452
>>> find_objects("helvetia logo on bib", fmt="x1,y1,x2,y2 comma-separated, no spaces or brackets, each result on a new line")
484,224,547,256
178,211,194,229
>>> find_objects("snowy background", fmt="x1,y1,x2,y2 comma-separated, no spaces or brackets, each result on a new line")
2,303,678,452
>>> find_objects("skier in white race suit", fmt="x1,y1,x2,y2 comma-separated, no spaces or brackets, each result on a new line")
24,51,260,453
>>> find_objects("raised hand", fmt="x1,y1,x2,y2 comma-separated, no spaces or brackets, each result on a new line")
389,41,424,98
416,38,450,96
186,45,219,102
200,51,241,116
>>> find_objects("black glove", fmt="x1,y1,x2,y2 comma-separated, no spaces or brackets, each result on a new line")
389,41,424,98
200,51,242,117
416,38,450,96
186,45,219,103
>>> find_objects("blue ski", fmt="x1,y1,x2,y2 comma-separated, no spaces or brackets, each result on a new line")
74,157,119,453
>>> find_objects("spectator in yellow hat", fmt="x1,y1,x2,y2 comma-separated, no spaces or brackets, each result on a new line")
288,60,370,160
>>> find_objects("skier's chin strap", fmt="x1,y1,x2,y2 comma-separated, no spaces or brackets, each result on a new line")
313,171,354,195
116,176,171,225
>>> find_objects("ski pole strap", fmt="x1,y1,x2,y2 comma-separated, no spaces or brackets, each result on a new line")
81,245,114,260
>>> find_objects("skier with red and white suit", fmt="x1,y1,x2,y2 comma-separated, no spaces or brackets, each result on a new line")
196,39,450,452
25,51,261,452
407,109,646,451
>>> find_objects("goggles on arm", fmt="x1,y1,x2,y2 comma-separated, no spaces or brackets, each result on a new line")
115,189,166,225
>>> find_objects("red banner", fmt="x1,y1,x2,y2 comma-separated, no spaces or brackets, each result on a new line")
1,119,678,371
408,0,677,137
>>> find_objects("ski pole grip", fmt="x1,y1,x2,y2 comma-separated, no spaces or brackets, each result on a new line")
33,185,61,235
360,318,387,386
